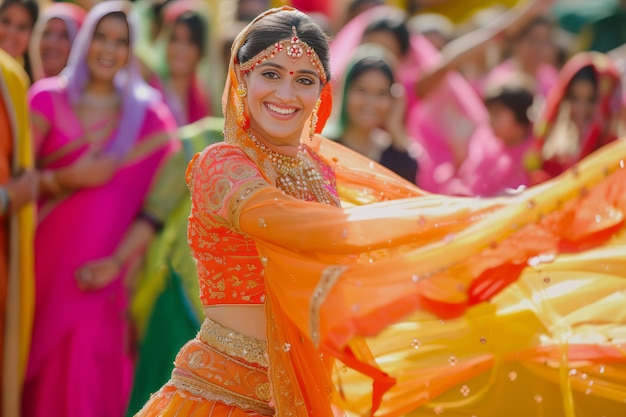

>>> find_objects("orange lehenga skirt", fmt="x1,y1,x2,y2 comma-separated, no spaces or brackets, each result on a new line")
134,318,273,417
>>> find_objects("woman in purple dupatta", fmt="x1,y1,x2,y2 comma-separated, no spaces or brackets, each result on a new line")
23,2,178,417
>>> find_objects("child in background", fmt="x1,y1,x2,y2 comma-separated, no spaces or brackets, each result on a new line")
483,75,536,190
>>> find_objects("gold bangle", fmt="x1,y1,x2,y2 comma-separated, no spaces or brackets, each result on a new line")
42,170,62,195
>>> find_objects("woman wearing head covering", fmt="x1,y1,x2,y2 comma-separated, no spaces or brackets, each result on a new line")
0,0,38,81
133,5,626,417
148,0,212,126
23,2,178,416
28,1,86,81
527,51,622,183
327,43,419,183
0,48,36,417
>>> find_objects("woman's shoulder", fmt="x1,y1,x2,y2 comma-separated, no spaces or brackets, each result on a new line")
139,96,177,133
205,141,248,156
28,76,66,103
187,143,251,175
186,142,261,189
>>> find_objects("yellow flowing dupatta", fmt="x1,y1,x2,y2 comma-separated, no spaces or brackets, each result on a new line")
222,8,626,417
0,49,35,417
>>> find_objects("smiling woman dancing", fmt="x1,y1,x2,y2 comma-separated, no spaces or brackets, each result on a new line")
136,6,626,417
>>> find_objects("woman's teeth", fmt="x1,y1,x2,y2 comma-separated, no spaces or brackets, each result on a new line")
267,103,296,115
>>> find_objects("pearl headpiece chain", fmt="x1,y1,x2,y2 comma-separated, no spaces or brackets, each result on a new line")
239,26,327,84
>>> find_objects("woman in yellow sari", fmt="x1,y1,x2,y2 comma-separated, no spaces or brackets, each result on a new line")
0,48,36,417
136,6,626,417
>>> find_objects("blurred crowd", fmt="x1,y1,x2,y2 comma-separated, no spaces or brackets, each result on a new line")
1,0,625,416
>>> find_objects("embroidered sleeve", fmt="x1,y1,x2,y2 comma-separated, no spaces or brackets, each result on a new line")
187,143,269,230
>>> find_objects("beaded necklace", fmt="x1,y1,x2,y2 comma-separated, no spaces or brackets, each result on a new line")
247,132,340,207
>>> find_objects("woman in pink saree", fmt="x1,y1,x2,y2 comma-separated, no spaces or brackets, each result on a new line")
148,0,212,127
330,3,541,196
23,2,178,417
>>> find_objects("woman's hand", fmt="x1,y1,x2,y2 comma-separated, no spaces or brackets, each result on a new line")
56,152,119,189
385,84,407,130
384,84,411,149
75,257,122,291
5,170,38,211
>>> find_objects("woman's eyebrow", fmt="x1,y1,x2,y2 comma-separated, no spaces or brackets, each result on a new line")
257,62,319,78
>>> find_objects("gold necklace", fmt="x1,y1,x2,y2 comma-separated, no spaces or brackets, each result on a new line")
247,132,340,207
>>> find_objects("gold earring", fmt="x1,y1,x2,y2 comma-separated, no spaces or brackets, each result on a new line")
309,99,321,140
236,84,248,127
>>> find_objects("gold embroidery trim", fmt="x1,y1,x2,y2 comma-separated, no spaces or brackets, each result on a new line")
309,265,348,347
168,369,274,416
197,318,269,368
228,178,268,232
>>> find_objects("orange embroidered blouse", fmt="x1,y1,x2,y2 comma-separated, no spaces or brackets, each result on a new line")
186,141,339,306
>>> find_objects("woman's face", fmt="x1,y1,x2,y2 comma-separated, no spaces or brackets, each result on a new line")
166,21,201,77
244,47,322,146
567,78,597,131
0,3,34,58
86,15,130,84
515,23,553,71
40,18,72,77
346,69,392,131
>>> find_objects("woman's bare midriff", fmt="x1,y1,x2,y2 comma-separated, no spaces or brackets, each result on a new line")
203,305,267,341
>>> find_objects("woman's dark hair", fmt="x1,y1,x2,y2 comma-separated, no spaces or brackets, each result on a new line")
0,0,39,81
568,65,597,90
484,82,535,126
363,12,410,57
150,0,173,39
0,0,38,22
346,55,394,89
173,11,207,55
344,0,384,24
237,9,331,83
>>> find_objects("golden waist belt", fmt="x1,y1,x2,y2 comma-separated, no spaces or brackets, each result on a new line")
167,318,273,416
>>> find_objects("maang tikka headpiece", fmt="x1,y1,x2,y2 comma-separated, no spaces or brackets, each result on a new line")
239,26,327,84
